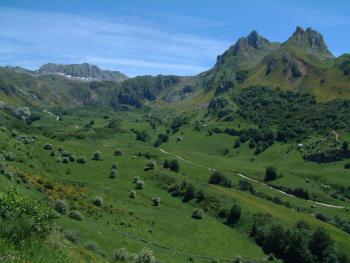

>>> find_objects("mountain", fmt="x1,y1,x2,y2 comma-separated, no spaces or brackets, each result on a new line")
1,26,350,263
37,63,128,82
197,26,350,100
1,26,350,109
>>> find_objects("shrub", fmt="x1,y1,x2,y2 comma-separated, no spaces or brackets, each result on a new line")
163,160,170,168
152,197,161,206
61,157,69,164
110,169,117,178
133,176,140,183
192,208,204,219
169,159,180,172
92,196,103,207
129,190,136,199
54,200,68,214
208,171,232,188
264,167,277,181
91,151,102,161
69,210,83,221
44,181,54,190
0,189,55,245
227,204,241,226
114,247,129,261
135,247,156,263
77,156,87,164
4,151,15,161
144,161,156,171
114,149,123,156
43,144,53,150
234,140,241,148
111,163,118,169
68,155,76,162
135,180,145,190
84,241,99,252
63,229,79,243
237,179,254,193
344,163,350,169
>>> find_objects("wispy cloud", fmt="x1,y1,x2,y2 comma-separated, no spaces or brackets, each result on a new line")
0,7,229,76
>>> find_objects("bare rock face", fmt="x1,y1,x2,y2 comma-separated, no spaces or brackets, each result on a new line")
285,26,333,59
282,53,308,79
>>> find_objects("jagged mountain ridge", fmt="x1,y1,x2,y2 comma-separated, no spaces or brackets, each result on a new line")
38,63,128,82
1,26,350,109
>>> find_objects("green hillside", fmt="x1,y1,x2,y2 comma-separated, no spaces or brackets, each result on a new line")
0,26,350,263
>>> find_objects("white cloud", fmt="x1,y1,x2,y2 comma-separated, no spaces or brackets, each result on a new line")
0,7,229,76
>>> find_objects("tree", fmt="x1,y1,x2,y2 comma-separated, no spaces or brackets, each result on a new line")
234,140,241,148
182,184,196,202
227,204,241,226
342,141,349,151
309,228,337,263
91,151,102,161
264,167,277,181
208,171,232,188
169,159,179,172
163,160,170,169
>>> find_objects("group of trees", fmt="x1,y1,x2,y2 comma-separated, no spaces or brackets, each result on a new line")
250,214,349,263
163,159,180,172
208,171,233,188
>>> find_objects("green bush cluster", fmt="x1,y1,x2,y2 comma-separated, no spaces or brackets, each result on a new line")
208,171,233,188
250,214,348,263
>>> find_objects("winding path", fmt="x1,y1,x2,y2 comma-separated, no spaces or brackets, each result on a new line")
159,148,345,209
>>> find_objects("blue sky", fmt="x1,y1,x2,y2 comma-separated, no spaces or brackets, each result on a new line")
0,0,349,76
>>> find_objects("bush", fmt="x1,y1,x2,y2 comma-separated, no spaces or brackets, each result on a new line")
69,210,83,221
135,180,145,190
152,197,161,206
344,163,350,169
84,241,99,252
0,189,55,245
264,167,277,181
4,151,15,161
135,247,156,263
129,190,136,199
61,157,69,164
163,160,170,168
110,169,117,178
114,149,123,156
234,140,241,148
91,151,102,161
192,208,204,219
92,196,103,207
111,163,118,169
133,176,140,183
237,179,254,193
69,155,76,162
208,171,232,188
63,229,79,243
169,159,180,172
43,144,53,150
227,204,241,226
144,161,156,171
114,247,130,261
54,200,68,214
77,156,87,164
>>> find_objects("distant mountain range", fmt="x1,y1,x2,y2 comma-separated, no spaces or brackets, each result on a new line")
5,63,128,82
0,26,349,109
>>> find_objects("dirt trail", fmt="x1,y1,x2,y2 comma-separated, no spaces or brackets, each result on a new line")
159,148,345,209
331,129,340,142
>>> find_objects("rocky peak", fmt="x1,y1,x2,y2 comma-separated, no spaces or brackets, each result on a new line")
247,30,267,49
285,26,333,58
228,31,271,57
